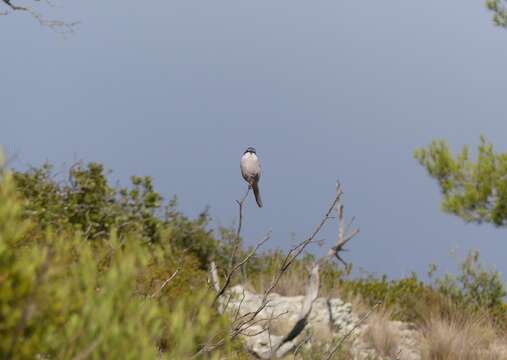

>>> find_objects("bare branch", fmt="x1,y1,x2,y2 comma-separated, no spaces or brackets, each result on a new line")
259,187,344,301
225,188,345,355
209,261,221,293
71,336,103,360
292,334,312,359
324,302,381,360
231,186,250,280
206,182,361,359
150,268,179,299
1,0,78,33
323,182,360,267
236,186,250,239
271,264,320,358
213,232,271,305
2,0,26,11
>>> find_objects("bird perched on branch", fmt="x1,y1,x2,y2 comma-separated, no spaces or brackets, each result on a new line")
240,147,263,207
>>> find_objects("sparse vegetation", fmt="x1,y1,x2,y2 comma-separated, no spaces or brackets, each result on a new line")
2,156,506,359
361,308,400,358
420,313,502,360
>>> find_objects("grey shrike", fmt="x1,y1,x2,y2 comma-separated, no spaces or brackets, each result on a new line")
240,146,263,208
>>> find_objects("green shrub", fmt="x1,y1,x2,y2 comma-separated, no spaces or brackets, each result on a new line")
433,250,507,324
0,163,242,358
340,273,435,322
12,162,218,269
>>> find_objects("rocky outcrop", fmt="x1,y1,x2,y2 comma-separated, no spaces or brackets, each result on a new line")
223,285,422,359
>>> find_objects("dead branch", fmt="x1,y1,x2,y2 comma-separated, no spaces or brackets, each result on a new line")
1,0,77,33
227,187,345,356
231,186,251,280
257,186,343,303
292,334,312,359
209,261,221,293
212,232,271,306
236,186,250,240
323,302,381,360
71,335,104,360
150,268,179,299
322,182,360,267
206,182,360,359
2,0,26,11
266,264,320,359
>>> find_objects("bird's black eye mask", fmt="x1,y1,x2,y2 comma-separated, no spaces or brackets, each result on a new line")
244,147,256,154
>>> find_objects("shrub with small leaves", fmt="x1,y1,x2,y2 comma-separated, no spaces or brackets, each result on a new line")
0,159,244,358
433,250,507,323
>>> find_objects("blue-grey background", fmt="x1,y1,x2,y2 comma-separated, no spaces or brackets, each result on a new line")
2,0,506,280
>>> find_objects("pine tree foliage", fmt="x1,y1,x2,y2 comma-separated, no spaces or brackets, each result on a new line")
487,0,507,27
415,136,507,226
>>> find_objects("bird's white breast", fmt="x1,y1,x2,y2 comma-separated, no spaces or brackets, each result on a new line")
241,152,261,179
241,152,258,161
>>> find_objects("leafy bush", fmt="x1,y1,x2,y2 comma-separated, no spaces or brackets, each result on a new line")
340,273,436,322
12,162,218,268
433,250,507,324
340,251,507,326
0,162,244,358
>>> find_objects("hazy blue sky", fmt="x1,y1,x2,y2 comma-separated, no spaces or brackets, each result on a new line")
2,0,507,280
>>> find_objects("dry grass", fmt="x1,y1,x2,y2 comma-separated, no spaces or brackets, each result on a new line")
246,262,310,296
264,270,309,296
420,312,504,360
285,341,355,360
361,307,400,358
246,259,345,298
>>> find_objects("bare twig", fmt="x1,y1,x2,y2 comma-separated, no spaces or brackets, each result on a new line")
231,186,251,280
323,182,359,267
236,186,250,240
206,182,361,359
71,336,103,360
150,268,179,298
1,0,78,33
293,334,312,359
2,0,26,10
270,264,320,358
209,261,221,293
259,187,343,302
225,187,346,355
324,302,381,360
213,232,271,305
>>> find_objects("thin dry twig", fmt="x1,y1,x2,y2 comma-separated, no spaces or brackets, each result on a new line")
213,232,271,305
225,186,346,356
323,182,359,267
231,186,251,280
205,182,360,359
150,268,179,298
71,336,103,360
236,186,250,240
293,334,312,359
324,302,381,360
1,0,78,33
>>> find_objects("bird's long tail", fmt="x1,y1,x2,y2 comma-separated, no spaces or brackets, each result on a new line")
252,182,263,208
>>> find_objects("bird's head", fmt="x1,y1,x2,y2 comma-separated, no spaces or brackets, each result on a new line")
244,147,257,154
